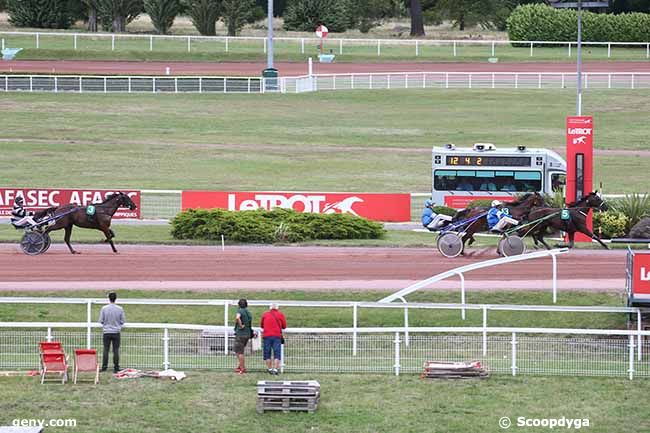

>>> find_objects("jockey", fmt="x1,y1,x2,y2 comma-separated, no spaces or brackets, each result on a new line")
487,200,519,233
421,199,452,231
10,196,38,229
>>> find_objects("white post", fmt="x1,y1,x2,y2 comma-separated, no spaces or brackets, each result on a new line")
29,76,33,92
515,73,519,89
221,234,225,251
445,72,449,89
187,36,191,52
351,74,354,90
152,77,156,93
631,74,635,89
482,307,487,356
1,38,4,51
226,37,229,52
104,77,107,93
54,76,58,93
415,40,419,57
300,38,304,54
199,77,203,94
608,73,611,89
403,306,409,347
468,74,472,89
511,332,517,376
422,73,426,89
333,75,336,90
393,332,400,376
4,76,7,92
163,328,170,369
36,33,40,49
339,39,343,55
529,42,533,57
585,73,589,89
453,41,457,57
264,38,267,54
607,43,611,58
223,77,227,93
79,76,82,93
377,40,381,56
561,73,565,89
637,310,642,361
568,42,572,57
174,77,178,94
405,74,409,89
308,57,313,76
628,335,634,380
492,73,495,89
247,78,251,93
47,327,52,342
128,77,131,93
111,35,115,51
387,74,390,89
86,301,92,349
459,272,466,320
223,302,229,354
491,41,495,57
647,43,649,59
552,253,558,303
538,73,542,89
369,74,372,89
74,34,77,50
352,303,358,356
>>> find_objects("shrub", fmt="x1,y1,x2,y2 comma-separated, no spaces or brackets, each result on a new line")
610,193,650,232
183,0,220,35
466,199,493,209
432,206,456,217
283,0,354,33
171,208,385,243
144,0,180,34
7,0,77,29
593,211,629,239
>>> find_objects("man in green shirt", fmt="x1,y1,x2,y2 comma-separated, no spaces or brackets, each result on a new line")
234,298,254,374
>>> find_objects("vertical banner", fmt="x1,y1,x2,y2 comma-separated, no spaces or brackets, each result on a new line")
566,116,593,242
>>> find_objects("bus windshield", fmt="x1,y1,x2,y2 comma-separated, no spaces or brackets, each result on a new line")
434,170,542,193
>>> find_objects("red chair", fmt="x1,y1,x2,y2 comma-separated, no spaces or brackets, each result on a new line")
41,352,68,384
73,349,99,384
39,341,64,354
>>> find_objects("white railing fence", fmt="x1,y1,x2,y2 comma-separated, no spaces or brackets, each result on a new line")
2,31,649,59
1,322,648,378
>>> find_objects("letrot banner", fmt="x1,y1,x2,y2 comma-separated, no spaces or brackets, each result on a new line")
0,188,141,219
182,191,411,222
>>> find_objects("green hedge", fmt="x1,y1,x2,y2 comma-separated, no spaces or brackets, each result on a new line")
507,4,650,43
171,208,385,243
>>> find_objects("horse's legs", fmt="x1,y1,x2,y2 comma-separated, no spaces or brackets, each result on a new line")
579,227,610,249
100,227,118,253
63,225,79,254
567,232,575,248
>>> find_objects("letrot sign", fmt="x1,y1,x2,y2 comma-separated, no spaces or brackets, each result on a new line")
565,115,593,242
627,249,650,306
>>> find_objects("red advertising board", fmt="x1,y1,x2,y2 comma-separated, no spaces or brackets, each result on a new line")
444,195,513,209
0,188,141,219
632,253,650,299
566,116,594,242
182,191,411,222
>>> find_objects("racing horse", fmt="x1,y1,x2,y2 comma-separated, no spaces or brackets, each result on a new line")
36,192,137,254
451,192,546,251
523,191,609,250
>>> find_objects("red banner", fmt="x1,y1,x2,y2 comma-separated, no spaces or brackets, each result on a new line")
182,191,411,222
566,116,594,242
444,195,513,209
632,253,650,298
0,188,141,219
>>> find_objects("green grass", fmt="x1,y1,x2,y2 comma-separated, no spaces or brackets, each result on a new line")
2,373,648,433
1,90,649,194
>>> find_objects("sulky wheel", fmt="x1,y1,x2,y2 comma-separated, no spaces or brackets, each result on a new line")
20,231,47,256
437,232,464,258
40,233,52,254
498,236,526,257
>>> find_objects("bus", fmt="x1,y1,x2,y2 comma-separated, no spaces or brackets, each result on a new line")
431,143,566,209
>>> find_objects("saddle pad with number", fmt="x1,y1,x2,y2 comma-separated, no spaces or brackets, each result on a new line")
560,209,571,220
86,205,96,216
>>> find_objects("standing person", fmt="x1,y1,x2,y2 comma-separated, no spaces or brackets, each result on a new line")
98,292,125,373
233,298,255,375
260,303,286,375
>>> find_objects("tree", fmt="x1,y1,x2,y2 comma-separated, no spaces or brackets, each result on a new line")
82,0,100,32
221,0,254,36
351,0,393,33
409,0,425,36
283,0,354,33
96,0,143,32
7,0,77,29
144,0,180,34
184,0,220,35
435,0,494,30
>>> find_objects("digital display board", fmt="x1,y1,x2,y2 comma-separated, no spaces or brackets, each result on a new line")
446,156,532,167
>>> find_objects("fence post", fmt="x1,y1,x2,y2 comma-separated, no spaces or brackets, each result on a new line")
482,307,488,356
529,42,533,57
511,332,517,376
333,75,336,90
377,40,381,56
74,34,77,50
163,328,170,370
387,74,390,89
223,77,227,93
223,301,229,354
631,74,635,90
153,77,157,93
403,306,409,347
515,73,518,89
552,253,558,303
47,327,52,342
468,74,472,89
453,41,457,57
4,76,7,92
445,72,449,89
608,73,611,90
369,74,372,89
104,77,107,93
199,77,202,94
300,38,303,54
568,42,571,58
422,73,426,89
111,35,115,51
352,303,358,356
187,36,191,52
405,74,409,89
538,73,541,89
339,39,343,55
458,272,466,320
351,74,354,90
491,41,495,57
637,310,642,361
87,301,92,349
647,43,649,59
247,78,251,94
492,73,495,89
393,332,401,376
54,76,58,93
628,335,634,380
128,77,131,93
561,73,565,89
224,36,228,53
174,77,178,94
415,40,419,57
264,38,267,54
36,33,40,49
607,43,611,58
30,76,33,92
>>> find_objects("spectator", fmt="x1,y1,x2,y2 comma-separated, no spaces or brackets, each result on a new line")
233,298,255,375
260,303,286,375
98,292,125,373
501,181,517,192
479,181,497,191
456,180,474,191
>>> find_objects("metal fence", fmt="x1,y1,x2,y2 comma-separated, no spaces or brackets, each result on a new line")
1,323,648,379
2,31,650,60
284,72,650,93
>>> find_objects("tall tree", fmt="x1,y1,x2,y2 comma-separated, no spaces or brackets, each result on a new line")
184,0,220,35
409,0,425,36
435,0,493,30
144,0,180,34
96,0,143,32
82,0,99,31
221,0,254,36
7,0,77,28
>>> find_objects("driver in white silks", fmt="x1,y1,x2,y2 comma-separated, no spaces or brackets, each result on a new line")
10,196,38,229
487,200,519,233
421,199,452,231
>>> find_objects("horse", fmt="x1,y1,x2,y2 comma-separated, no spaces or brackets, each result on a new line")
450,192,546,251
36,192,137,254
523,191,609,250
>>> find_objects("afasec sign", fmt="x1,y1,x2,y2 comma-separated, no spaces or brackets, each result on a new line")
182,191,411,222
0,188,141,219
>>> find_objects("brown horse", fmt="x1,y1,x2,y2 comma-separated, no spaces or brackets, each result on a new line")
451,192,546,250
524,192,609,249
37,192,137,254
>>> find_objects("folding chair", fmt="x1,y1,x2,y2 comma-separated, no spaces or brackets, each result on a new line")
41,353,68,384
73,349,99,384
39,341,64,354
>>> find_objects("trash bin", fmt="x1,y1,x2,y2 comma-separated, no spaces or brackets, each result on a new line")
262,67,279,91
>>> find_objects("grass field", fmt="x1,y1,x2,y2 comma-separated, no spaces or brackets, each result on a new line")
1,90,649,194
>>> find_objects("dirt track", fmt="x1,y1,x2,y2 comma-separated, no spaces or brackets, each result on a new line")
2,60,649,76
0,244,625,292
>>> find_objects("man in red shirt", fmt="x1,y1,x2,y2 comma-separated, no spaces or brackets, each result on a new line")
260,303,287,375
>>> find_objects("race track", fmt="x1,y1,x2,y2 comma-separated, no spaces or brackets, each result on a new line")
0,244,625,293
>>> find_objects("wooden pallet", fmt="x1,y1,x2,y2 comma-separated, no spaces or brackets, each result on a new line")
421,361,489,379
256,380,320,414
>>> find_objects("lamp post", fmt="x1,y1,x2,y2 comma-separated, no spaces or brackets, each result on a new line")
576,0,582,115
267,0,273,69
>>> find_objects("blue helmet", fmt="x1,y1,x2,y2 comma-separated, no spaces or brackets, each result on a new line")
424,199,434,207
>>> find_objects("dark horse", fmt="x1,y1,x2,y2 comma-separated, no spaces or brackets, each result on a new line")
34,192,137,254
451,192,546,250
524,191,609,250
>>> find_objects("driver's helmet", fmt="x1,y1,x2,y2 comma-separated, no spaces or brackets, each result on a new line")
15,196,24,205
424,199,434,208
491,200,503,207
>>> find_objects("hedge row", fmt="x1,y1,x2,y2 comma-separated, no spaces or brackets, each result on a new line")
171,208,385,243
507,4,650,43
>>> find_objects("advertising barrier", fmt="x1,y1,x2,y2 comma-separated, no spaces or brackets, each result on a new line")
0,188,141,219
182,191,411,222
627,249,650,306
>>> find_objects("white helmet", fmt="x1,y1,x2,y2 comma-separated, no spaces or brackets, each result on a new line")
491,200,503,207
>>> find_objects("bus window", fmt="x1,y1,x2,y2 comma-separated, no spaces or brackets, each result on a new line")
434,169,541,193
551,173,566,192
